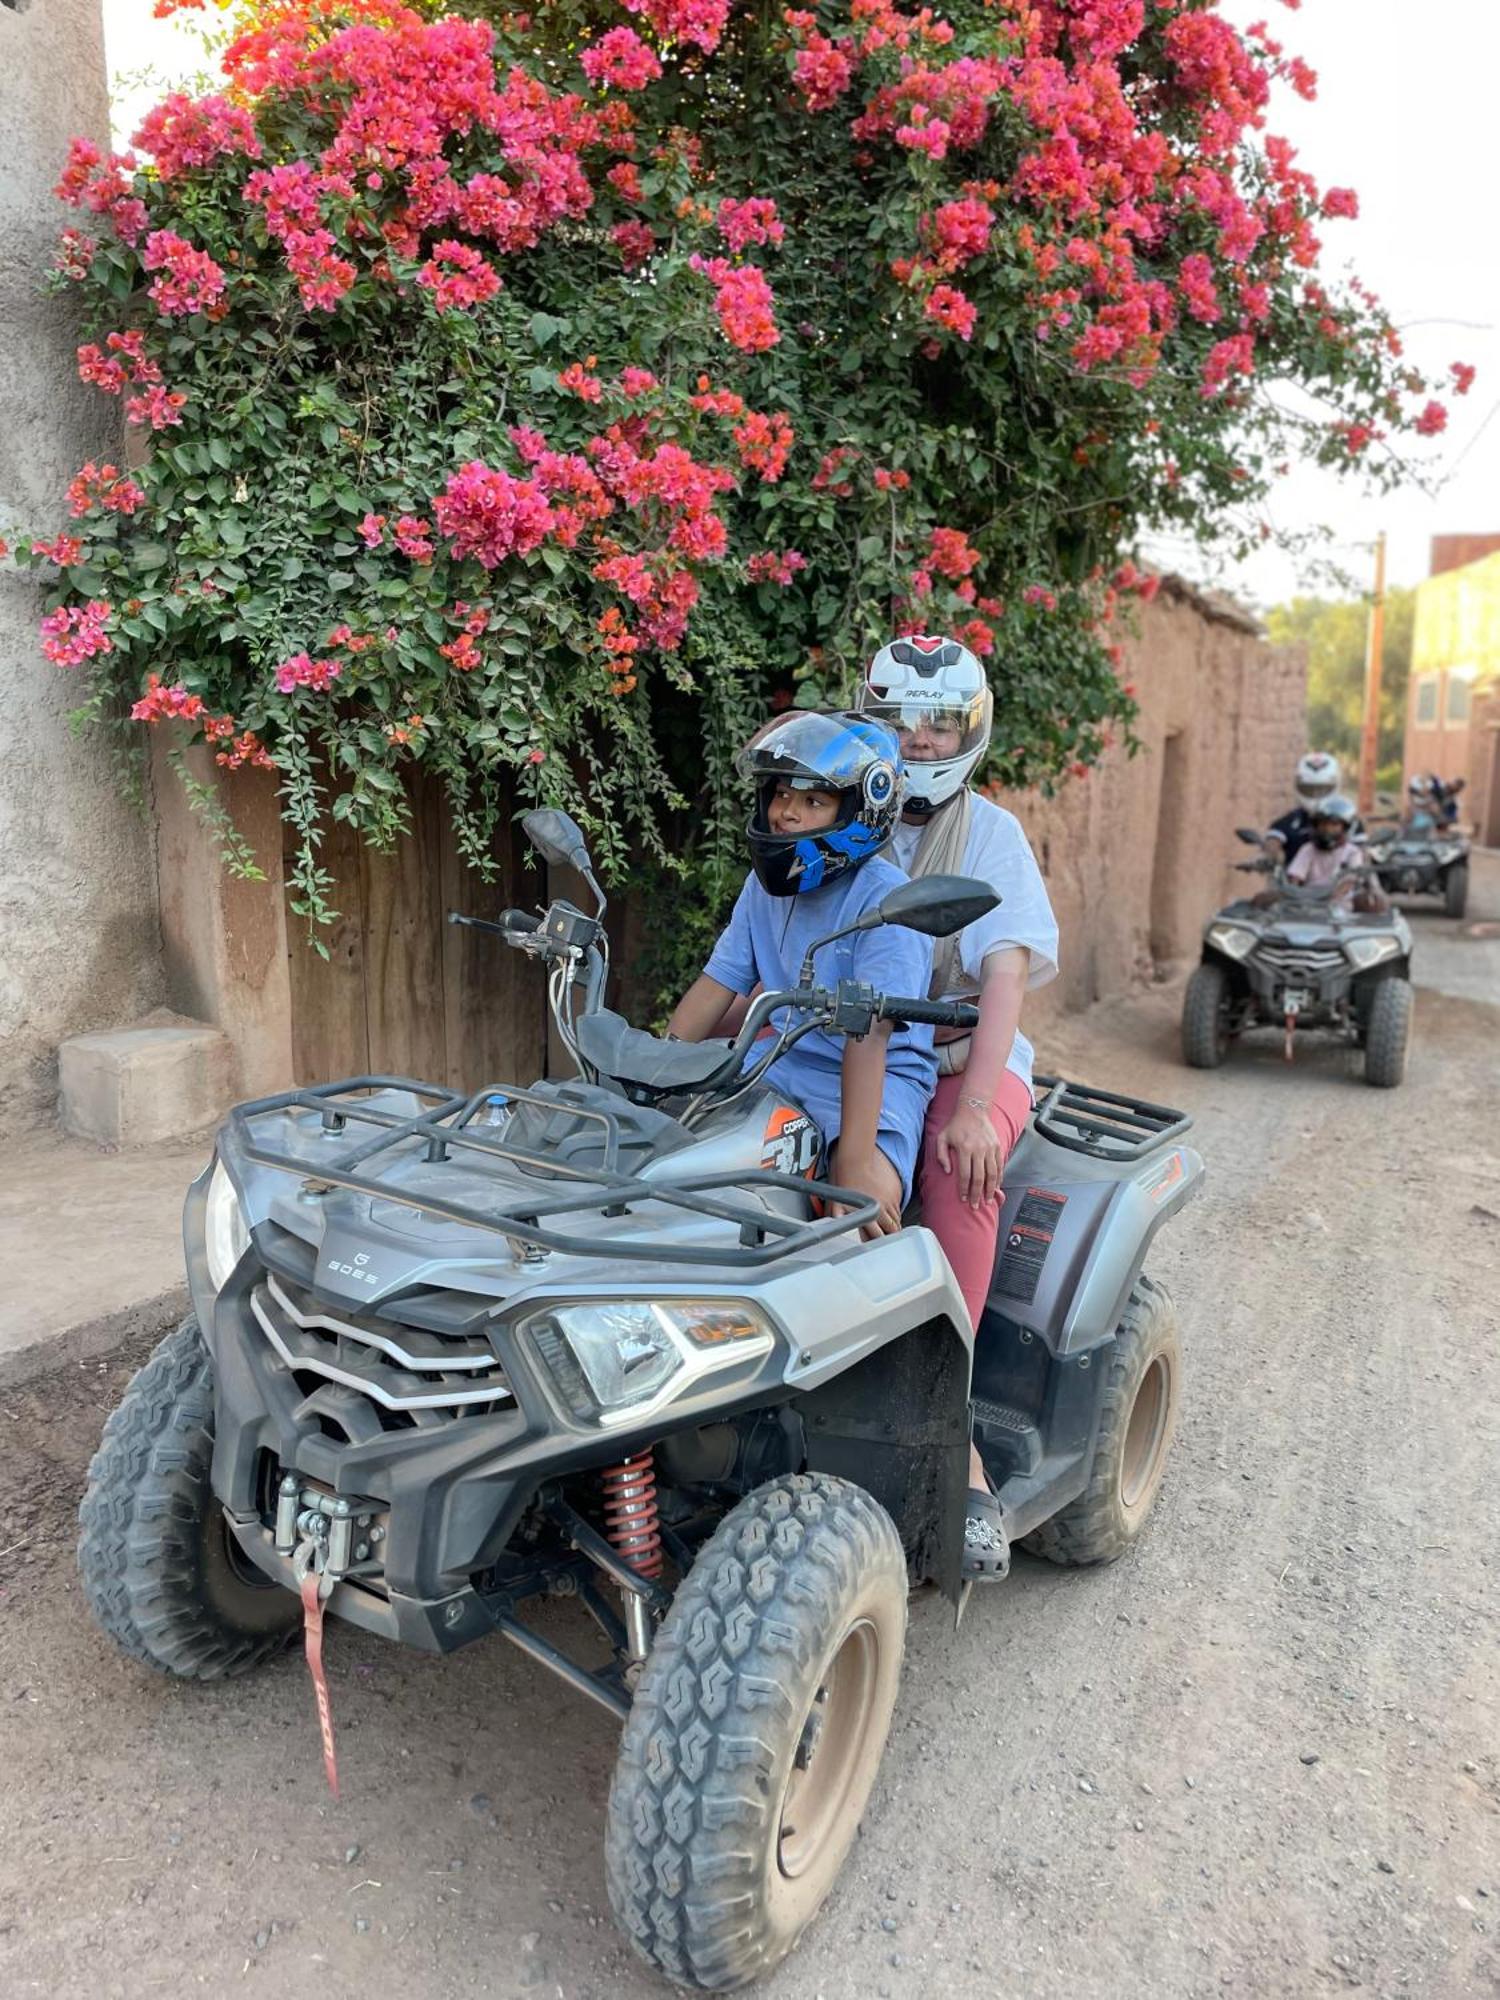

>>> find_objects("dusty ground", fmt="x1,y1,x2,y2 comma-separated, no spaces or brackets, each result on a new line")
2,862,1498,2000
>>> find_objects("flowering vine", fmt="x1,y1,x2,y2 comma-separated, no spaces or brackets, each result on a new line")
12,0,1457,968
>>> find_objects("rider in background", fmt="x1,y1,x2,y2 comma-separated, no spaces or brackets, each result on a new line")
1266,751,1345,866
1403,775,1438,836
856,636,1058,1581
668,711,935,1241
1286,793,1388,911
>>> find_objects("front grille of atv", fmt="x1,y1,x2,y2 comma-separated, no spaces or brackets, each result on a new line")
250,1272,513,1435
1251,941,1346,986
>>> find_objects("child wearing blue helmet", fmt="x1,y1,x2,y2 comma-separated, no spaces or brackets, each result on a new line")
668,711,937,1238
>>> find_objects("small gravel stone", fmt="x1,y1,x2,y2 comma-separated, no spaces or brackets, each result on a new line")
468,1793,493,1819
1377,1860,1395,1875
1299,1754,1320,1767
1078,1778,1095,1795
1184,1776,1196,1790
880,1915,899,1933
353,1917,370,1935
1134,1819,1145,1833
253,1931,269,1952
344,1844,361,1865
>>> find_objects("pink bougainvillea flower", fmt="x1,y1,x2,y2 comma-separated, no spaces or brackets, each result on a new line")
928,526,981,579
132,92,260,179
433,462,556,569
131,672,206,722
67,462,145,518
275,650,342,693
1450,361,1476,396
40,598,113,666
925,284,977,341
716,197,785,253
612,220,656,270
418,239,501,313
141,229,227,317
358,513,387,549
31,533,85,566
558,359,605,402
1414,400,1448,437
731,409,795,481
393,515,435,561
688,255,779,351
580,27,662,92
747,549,807,586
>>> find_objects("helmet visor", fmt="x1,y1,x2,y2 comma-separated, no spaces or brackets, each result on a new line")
861,687,991,765
737,710,900,788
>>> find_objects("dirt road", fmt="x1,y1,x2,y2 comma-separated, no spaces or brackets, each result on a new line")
3,863,1498,2000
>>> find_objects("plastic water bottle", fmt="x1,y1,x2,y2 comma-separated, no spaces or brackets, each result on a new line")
476,1092,510,1131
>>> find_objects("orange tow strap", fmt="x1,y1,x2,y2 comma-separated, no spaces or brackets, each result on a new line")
299,1567,341,1799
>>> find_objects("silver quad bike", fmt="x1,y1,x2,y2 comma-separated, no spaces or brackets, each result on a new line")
1365,819,1470,918
1183,830,1414,1085
79,809,1202,1993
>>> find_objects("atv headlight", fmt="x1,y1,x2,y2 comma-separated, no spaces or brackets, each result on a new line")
204,1158,250,1292
523,1300,774,1426
1432,843,1460,864
1207,922,1256,962
1345,934,1400,970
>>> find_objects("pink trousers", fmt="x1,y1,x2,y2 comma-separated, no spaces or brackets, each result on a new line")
918,1067,1033,1334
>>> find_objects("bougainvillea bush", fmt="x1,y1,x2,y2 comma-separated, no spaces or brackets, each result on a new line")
13,0,1464,956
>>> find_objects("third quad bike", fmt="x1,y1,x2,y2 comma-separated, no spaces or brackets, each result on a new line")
79,808,1202,1992
1182,832,1415,1085
1365,821,1470,918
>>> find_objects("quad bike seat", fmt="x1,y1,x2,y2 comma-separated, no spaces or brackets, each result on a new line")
576,1010,735,1094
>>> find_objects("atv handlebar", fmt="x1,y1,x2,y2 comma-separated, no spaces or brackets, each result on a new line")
877,997,980,1030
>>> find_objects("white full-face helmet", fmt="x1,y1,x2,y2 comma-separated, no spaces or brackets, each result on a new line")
1294,750,1341,809
856,635,993,817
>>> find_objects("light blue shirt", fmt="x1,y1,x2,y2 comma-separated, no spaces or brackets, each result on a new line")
703,857,937,1197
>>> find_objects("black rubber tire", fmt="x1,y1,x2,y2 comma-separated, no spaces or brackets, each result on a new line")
1444,862,1469,919
1023,1275,1182,1567
606,1473,906,1992
1181,962,1229,1069
78,1315,298,1679
1363,976,1413,1088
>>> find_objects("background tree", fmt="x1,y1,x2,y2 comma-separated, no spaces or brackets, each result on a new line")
1265,588,1414,798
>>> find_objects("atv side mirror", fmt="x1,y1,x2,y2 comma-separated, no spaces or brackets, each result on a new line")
795,874,999,989
1235,827,1264,846
872,874,1000,937
522,807,592,872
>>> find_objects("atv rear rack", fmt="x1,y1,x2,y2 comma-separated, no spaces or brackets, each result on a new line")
227,1076,879,1269
1031,1075,1192,1161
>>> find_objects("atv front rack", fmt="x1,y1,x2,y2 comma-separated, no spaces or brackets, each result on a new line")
227,1076,879,1268
1031,1075,1192,1161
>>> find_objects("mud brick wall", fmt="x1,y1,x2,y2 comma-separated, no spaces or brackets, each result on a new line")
990,577,1308,1033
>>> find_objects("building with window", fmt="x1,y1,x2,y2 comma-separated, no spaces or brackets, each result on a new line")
1404,538,1500,845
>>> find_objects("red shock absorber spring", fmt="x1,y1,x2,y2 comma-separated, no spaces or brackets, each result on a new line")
600,1451,664,1579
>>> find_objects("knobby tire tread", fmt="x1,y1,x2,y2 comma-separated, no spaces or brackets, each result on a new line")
1023,1274,1180,1568
1364,977,1412,1088
605,1472,904,1993
77,1315,295,1680
1181,963,1228,1069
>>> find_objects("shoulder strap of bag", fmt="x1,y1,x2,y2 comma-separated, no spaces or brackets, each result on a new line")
906,788,973,999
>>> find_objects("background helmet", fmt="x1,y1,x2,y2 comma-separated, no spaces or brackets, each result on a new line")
1408,773,1433,796
738,710,902,897
1294,750,1341,808
856,635,993,816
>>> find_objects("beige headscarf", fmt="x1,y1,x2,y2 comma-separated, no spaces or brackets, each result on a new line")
904,788,974,1001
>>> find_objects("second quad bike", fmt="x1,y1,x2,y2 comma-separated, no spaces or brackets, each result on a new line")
78,808,1202,1992
1366,821,1470,918
1182,831,1415,1086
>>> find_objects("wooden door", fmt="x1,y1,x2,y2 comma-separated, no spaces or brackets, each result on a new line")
286,771,548,1091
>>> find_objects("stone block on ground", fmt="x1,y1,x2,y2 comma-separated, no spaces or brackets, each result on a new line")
59,1012,234,1148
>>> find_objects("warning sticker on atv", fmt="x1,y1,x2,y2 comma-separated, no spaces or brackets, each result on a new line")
761,1105,821,1177
994,1187,1067,1305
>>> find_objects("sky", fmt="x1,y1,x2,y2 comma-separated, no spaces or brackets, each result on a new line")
102,0,1500,614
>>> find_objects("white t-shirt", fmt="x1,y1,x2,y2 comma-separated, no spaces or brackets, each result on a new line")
889,794,1060,1093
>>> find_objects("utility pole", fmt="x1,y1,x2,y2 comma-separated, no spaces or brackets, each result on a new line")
1357,530,1387,819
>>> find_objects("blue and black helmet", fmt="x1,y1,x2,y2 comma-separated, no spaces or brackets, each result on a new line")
738,710,903,897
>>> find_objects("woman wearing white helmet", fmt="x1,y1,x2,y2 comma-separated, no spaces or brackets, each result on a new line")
856,635,1059,1580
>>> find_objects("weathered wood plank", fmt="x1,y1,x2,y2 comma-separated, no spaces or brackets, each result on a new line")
362,772,447,1085
286,799,368,1086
